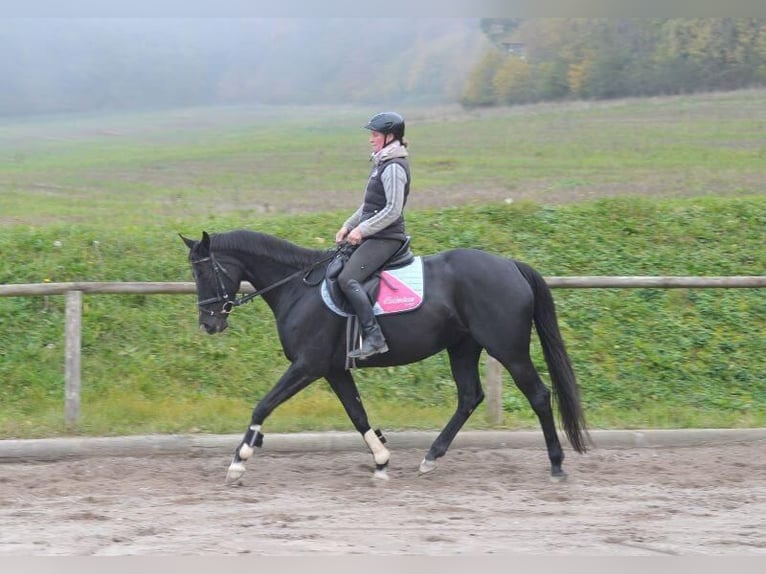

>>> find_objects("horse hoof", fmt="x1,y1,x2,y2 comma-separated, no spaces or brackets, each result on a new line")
550,469,567,483
373,468,390,481
419,458,437,474
226,462,247,484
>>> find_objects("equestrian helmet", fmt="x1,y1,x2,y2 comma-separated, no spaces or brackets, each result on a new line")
364,112,405,141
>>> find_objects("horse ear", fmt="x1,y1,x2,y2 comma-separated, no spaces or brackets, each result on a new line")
179,234,196,250
201,231,211,250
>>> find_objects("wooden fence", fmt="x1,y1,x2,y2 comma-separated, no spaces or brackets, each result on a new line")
2,276,765,426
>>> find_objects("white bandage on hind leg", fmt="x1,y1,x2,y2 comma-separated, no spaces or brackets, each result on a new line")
364,429,390,466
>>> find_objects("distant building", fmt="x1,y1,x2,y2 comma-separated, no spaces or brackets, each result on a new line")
482,19,526,59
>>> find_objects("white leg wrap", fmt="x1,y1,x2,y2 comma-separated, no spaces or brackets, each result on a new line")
364,429,390,466
238,425,261,460
239,444,254,460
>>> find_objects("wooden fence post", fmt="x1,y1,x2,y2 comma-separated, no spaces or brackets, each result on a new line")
485,356,503,426
65,290,82,427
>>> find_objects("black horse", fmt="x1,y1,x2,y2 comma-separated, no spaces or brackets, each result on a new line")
181,230,588,483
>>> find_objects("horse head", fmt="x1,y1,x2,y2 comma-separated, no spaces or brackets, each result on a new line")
181,231,242,334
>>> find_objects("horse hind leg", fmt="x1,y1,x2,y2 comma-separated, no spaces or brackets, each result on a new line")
498,353,566,481
420,338,484,474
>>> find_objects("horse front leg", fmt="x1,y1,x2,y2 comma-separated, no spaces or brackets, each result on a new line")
226,363,319,484
326,369,391,480
226,424,263,484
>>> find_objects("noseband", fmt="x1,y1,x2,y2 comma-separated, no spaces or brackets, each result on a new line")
192,247,341,317
192,253,237,317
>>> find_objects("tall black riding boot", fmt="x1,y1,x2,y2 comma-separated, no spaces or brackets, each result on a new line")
343,279,389,359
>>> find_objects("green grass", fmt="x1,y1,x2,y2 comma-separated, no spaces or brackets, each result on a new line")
0,91,764,438
2,90,765,226
0,198,763,439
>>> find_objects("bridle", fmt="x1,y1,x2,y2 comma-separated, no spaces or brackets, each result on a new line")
191,246,342,317
192,252,238,316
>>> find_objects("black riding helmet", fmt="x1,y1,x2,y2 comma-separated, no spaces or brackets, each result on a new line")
364,112,405,142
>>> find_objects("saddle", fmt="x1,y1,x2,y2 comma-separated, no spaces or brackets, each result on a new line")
324,237,415,316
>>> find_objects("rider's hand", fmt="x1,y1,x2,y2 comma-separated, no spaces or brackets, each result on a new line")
335,226,349,244
347,227,364,245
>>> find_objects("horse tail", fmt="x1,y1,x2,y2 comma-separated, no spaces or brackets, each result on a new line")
516,261,589,453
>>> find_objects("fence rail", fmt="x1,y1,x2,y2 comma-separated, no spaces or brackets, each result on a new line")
2,276,766,298
2,276,765,427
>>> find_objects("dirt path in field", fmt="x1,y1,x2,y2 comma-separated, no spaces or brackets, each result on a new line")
1,441,765,555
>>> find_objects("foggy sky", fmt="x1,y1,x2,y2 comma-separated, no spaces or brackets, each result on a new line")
0,18,486,116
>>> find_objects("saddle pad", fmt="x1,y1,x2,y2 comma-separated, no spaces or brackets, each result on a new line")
321,256,424,317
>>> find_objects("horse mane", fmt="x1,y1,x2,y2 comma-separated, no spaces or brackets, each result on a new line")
210,230,326,269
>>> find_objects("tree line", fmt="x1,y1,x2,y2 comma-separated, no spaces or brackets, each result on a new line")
4,19,764,117
462,18,766,107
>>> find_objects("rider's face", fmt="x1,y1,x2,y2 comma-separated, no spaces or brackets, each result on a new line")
369,130,390,153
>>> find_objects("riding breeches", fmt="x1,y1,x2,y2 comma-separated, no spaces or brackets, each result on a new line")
337,238,403,293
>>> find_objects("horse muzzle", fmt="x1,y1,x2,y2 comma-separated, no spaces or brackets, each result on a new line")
199,315,228,334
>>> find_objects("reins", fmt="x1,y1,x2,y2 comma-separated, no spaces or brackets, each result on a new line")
195,244,344,315
234,248,338,306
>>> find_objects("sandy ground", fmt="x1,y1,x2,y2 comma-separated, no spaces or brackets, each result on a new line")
1,440,765,556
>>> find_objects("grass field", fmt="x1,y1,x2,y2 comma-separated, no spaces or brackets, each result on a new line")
1,90,764,438
2,89,764,225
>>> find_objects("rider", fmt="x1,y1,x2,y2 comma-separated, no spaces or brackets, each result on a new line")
335,112,411,360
